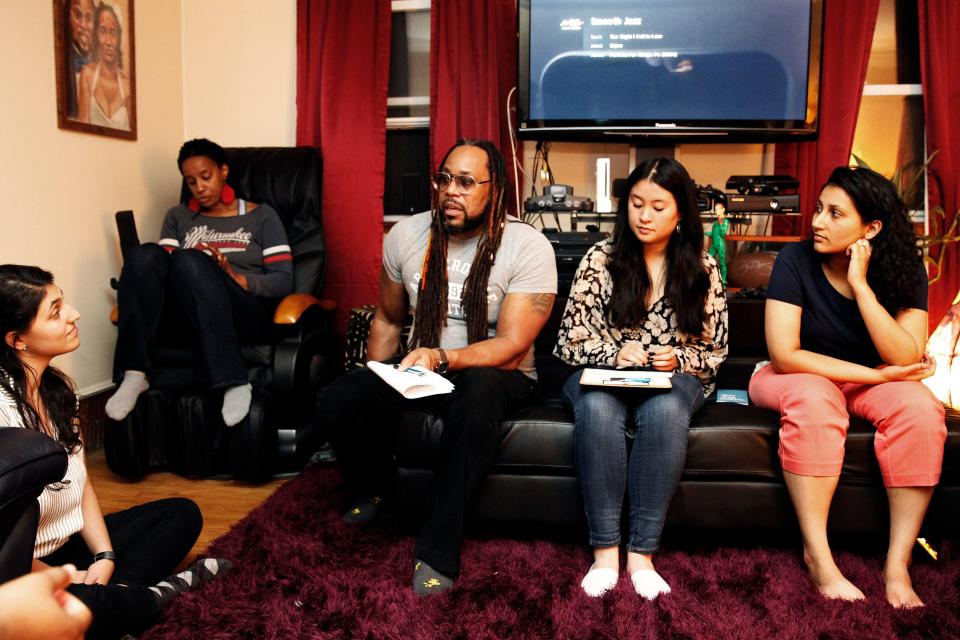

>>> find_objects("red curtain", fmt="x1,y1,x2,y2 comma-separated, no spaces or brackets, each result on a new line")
919,0,960,330
774,1,880,236
429,0,518,212
297,0,391,334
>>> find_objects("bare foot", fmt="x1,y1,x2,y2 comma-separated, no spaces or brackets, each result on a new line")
885,570,924,608
804,553,865,602
592,545,619,572
626,551,655,575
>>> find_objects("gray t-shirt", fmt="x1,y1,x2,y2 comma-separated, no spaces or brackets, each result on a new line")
159,202,294,298
383,212,557,379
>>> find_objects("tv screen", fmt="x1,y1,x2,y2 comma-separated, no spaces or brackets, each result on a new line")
518,0,823,140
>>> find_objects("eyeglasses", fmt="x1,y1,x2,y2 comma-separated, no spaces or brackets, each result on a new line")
430,172,491,194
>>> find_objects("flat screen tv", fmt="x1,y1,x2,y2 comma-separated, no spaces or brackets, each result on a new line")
518,0,823,141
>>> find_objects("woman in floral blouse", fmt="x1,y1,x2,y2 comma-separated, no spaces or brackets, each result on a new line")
555,157,727,599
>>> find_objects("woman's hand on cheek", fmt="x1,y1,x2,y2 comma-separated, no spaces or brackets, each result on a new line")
845,238,872,291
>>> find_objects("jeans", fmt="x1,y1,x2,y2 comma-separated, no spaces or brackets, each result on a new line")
321,364,535,576
563,371,704,554
41,497,202,640
114,243,273,389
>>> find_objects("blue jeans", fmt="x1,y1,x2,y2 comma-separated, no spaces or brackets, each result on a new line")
563,371,704,554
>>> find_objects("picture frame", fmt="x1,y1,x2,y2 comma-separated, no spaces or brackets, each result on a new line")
53,0,137,140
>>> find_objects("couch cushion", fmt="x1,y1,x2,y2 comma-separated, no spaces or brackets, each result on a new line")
393,402,575,473
394,402,960,486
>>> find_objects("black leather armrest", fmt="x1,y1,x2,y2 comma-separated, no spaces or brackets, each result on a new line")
0,429,67,509
0,428,67,582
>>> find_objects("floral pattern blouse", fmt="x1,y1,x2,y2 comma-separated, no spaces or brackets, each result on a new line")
554,239,729,397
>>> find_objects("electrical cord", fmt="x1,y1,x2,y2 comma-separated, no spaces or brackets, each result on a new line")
505,86,533,219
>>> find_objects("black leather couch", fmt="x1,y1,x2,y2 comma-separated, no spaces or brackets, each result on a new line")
0,429,68,583
348,297,960,535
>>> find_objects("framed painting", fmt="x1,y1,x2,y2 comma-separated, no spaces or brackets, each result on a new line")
53,0,137,140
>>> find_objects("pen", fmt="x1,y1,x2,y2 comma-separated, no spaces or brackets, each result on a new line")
604,377,651,384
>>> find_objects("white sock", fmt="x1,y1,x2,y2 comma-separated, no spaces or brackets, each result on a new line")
631,569,671,600
221,383,252,427
105,371,149,421
581,564,619,597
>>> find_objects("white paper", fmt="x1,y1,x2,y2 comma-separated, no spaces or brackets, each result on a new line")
367,361,455,399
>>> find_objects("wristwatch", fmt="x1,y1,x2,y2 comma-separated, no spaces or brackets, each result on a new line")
434,348,449,374
93,550,116,563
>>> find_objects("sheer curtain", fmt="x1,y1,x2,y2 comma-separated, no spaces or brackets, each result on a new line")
297,0,392,334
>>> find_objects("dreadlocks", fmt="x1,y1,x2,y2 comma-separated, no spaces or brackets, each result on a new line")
410,139,510,349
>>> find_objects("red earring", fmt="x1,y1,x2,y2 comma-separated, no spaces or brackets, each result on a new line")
221,184,236,205
188,197,200,212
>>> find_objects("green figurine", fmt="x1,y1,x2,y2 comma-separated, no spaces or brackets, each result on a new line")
708,199,729,285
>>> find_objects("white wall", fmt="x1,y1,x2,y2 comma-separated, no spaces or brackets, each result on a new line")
181,0,297,146
0,0,297,395
0,0,184,395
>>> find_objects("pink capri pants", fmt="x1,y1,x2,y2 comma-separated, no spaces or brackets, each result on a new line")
749,364,946,487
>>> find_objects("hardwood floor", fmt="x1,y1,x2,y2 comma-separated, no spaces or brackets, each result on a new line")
86,449,288,564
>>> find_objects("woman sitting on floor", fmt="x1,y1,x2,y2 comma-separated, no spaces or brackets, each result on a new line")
105,138,294,426
0,264,231,640
748,166,946,608
555,157,728,599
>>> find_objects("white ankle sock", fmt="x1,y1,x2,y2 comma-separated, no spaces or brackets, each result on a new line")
221,383,252,427
105,371,149,421
581,564,619,597
630,569,671,600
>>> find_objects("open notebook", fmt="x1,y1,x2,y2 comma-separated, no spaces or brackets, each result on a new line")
579,368,673,389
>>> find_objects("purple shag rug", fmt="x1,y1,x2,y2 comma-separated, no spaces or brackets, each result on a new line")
142,465,960,639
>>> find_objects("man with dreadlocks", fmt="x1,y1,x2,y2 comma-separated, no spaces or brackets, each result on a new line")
321,139,557,596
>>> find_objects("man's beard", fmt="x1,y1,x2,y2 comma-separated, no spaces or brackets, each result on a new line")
443,201,491,235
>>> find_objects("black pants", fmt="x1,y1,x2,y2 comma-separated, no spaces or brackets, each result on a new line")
114,243,272,388
321,365,535,577
41,497,202,640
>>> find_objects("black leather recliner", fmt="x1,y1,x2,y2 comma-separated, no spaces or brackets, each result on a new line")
105,146,334,482
0,428,68,583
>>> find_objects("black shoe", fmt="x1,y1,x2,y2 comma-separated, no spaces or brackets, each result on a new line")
412,559,454,596
342,496,382,524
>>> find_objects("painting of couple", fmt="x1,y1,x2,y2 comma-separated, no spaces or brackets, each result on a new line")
54,0,137,139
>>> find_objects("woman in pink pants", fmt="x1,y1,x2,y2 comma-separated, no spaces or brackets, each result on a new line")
749,166,945,608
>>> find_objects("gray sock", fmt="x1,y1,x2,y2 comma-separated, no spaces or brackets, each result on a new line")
105,371,149,421
342,496,383,524
148,558,233,609
412,559,454,596
221,383,252,427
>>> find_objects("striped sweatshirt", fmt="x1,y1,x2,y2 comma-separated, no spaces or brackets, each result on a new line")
0,382,86,558
158,200,294,298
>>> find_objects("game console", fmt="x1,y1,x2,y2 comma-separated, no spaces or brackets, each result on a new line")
524,185,594,213
725,175,799,195
726,194,800,213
